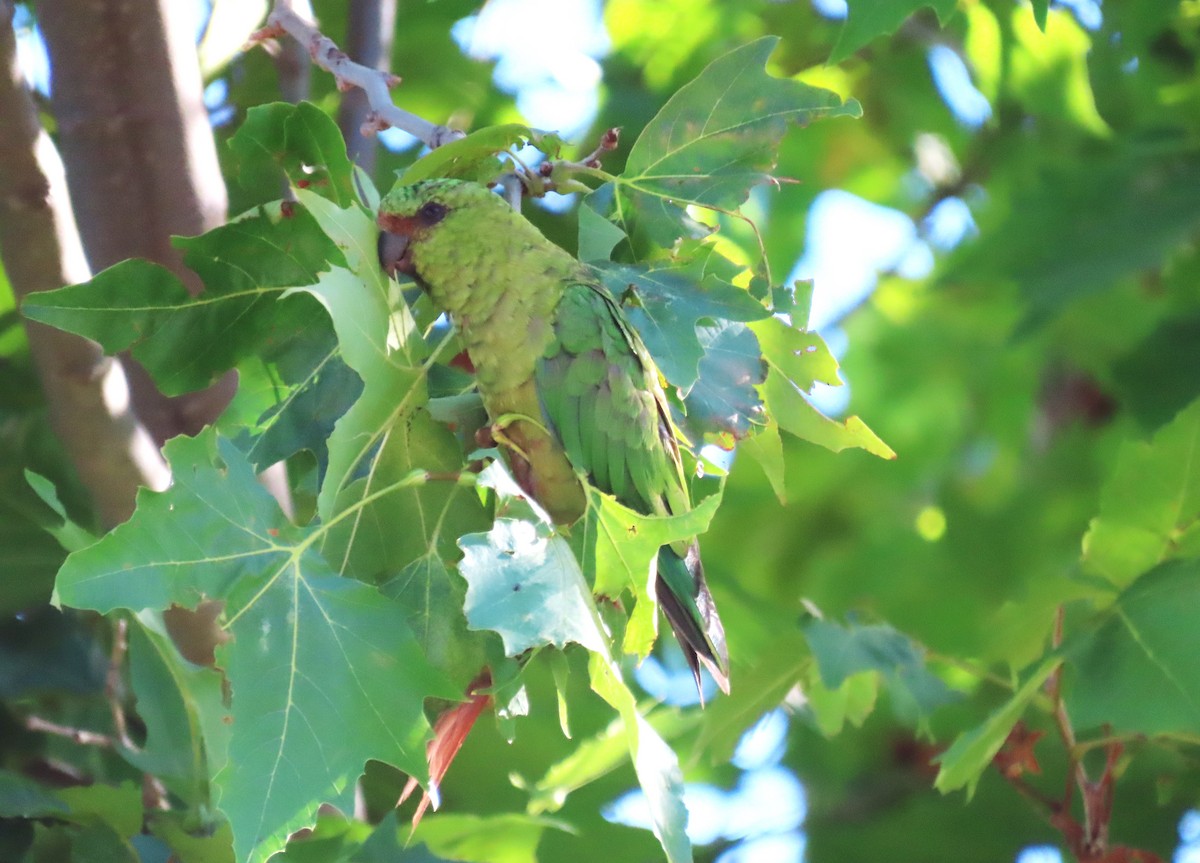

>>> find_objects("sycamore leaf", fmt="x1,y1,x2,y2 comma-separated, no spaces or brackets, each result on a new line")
830,0,960,64
1112,312,1200,431
803,617,958,730
753,316,895,460
24,471,96,553
1065,559,1200,737
526,707,700,815
381,553,492,687
121,617,226,807
0,769,69,818
400,124,565,186
934,658,1059,796
323,408,487,584
594,261,770,392
460,458,690,863
602,37,861,247
459,518,607,656
588,654,692,863
21,204,339,396
572,488,722,658
53,430,454,863
738,420,787,504
749,315,840,392
290,189,431,520
234,307,363,474
803,667,879,738
682,320,767,446
413,813,570,863
578,195,627,262
229,101,358,207
1082,398,1200,588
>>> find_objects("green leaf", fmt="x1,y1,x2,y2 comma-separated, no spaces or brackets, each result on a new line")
830,0,959,64
459,518,607,656
290,189,431,521
122,616,225,806
235,304,364,474
610,37,861,247
324,408,486,583
229,101,358,207
53,430,453,863
1082,397,1200,588
56,782,143,835
1065,559,1200,737
21,203,339,396
24,471,96,552
803,617,959,729
750,315,893,459
682,319,767,445
803,667,879,738
1112,313,1200,431
413,813,568,863
0,770,69,818
381,553,491,687
572,488,721,658
761,367,895,460
400,124,564,186
577,196,627,263
1031,0,1049,30
527,707,699,814
588,654,692,863
934,658,1059,796
738,420,787,504
594,261,770,392
749,315,841,393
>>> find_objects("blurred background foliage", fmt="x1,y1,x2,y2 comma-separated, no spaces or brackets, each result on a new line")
3,0,1200,861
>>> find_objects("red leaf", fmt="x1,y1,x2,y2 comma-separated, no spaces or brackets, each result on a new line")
398,669,492,827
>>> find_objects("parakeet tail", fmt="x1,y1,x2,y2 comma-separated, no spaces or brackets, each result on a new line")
656,544,730,699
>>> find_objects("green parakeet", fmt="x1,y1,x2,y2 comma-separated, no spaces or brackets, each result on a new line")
378,178,729,695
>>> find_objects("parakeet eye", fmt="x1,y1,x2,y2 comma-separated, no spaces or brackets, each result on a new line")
417,201,448,225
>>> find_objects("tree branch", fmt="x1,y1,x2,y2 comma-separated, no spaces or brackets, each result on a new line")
337,0,397,175
263,0,464,150
0,0,169,528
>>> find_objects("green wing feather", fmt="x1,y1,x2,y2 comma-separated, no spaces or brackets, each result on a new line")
536,281,729,693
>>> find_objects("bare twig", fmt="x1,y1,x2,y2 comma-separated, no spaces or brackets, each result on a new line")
24,715,115,748
991,606,1149,863
262,0,463,150
105,618,136,750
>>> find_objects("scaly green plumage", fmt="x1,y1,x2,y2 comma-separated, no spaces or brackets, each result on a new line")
378,179,729,694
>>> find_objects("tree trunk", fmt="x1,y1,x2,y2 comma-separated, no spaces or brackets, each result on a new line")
38,0,237,444
0,0,168,528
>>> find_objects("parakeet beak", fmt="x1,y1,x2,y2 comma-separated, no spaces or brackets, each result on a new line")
377,213,416,276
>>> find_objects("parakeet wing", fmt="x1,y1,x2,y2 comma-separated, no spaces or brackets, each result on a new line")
536,281,690,520
536,281,731,694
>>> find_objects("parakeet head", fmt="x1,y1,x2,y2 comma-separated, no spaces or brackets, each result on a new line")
376,178,514,278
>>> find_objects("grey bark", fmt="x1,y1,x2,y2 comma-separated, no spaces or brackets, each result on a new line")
38,0,237,444
0,0,169,528
337,0,396,176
